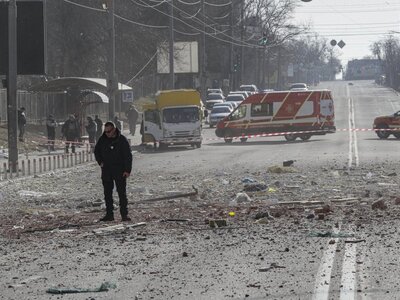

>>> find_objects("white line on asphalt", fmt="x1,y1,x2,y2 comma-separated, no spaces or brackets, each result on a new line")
347,86,359,169
312,227,340,300
340,243,357,300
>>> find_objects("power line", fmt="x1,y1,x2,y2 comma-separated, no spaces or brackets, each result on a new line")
63,0,106,13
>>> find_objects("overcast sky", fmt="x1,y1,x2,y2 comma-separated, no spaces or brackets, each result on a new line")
293,0,400,65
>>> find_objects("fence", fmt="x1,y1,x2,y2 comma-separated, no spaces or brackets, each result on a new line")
0,148,95,181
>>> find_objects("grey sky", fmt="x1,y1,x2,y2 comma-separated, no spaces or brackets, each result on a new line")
293,0,400,64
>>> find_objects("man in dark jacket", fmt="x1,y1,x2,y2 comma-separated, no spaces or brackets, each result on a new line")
94,121,133,222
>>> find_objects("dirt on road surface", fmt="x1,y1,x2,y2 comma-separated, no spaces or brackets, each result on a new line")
0,159,399,299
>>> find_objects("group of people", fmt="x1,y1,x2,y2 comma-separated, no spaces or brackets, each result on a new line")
16,107,136,223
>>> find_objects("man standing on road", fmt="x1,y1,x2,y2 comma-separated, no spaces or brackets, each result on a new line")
94,121,132,222
17,107,26,142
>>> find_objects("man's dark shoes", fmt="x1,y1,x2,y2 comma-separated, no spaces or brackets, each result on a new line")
121,215,131,222
99,215,114,222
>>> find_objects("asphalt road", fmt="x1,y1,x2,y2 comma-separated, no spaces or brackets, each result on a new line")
131,80,400,300
2,80,400,300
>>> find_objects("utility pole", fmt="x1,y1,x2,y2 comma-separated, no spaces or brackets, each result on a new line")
200,0,206,96
169,0,175,89
106,0,117,121
229,0,234,91
7,0,18,172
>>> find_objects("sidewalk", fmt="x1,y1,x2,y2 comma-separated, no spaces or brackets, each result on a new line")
0,129,142,181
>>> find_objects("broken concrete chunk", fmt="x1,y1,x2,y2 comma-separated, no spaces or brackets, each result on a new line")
371,199,387,210
234,192,251,203
209,219,227,228
243,183,267,192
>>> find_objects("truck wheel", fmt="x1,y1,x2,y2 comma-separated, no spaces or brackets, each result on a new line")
159,142,168,150
376,124,390,139
284,134,297,142
393,132,400,139
240,138,248,143
300,134,311,141
209,124,214,128
224,130,233,143
195,142,202,148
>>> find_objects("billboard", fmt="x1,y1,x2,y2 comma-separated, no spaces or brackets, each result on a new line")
0,0,46,75
157,41,198,74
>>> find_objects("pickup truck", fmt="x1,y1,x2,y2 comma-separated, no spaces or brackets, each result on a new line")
373,111,400,139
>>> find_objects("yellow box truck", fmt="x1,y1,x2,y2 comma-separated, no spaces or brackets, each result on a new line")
142,89,203,149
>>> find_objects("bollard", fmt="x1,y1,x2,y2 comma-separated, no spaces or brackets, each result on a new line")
16,162,19,177
21,160,25,176
43,157,47,172
74,152,78,165
4,162,8,179
33,159,37,175
57,155,60,169
39,158,42,174
27,159,31,176
48,156,51,171
53,156,56,171
62,154,65,168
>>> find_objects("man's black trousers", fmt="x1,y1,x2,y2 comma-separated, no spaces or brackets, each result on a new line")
102,177,128,217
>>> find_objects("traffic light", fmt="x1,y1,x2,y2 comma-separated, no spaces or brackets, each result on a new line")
258,32,267,46
233,63,238,72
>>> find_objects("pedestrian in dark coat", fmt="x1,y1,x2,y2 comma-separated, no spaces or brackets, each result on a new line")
126,105,139,135
46,114,57,151
114,116,122,131
18,107,27,142
94,121,133,222
94,115,103,141
61,114,80,153
85,116,97,150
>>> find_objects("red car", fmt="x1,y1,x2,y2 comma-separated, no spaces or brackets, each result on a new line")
373,111,400,139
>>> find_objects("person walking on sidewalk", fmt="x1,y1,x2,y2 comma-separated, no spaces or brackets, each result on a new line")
46,114,57,151
94,115,103,141
18,107,27,142
85,116,97,151
126,105,139,135
61,114,80,153
94,121,132,222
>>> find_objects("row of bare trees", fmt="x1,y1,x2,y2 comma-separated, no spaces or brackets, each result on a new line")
371,36,400,90
26,0,340,96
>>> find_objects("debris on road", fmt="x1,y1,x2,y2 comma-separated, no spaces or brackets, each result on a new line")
135,186,198,204
46,281,116,294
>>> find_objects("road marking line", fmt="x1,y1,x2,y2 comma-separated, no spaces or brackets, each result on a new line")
312,228,340,300
340,243,357,300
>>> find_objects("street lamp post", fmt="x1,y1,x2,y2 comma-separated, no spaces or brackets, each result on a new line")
105,0,117,121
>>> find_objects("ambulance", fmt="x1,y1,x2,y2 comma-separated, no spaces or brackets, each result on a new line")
215,89,335,142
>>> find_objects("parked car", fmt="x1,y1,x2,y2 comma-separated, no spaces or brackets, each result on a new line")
213,102,235,111
207,88,223,95
228,91,249,99
239,84,258,94
225,93,245,105
290,83,308,91
205,99,224,111
209,106,232,128
373,110,400,139
207,92,225,101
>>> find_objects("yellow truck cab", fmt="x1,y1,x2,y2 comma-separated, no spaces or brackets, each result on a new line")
142,89,203,149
